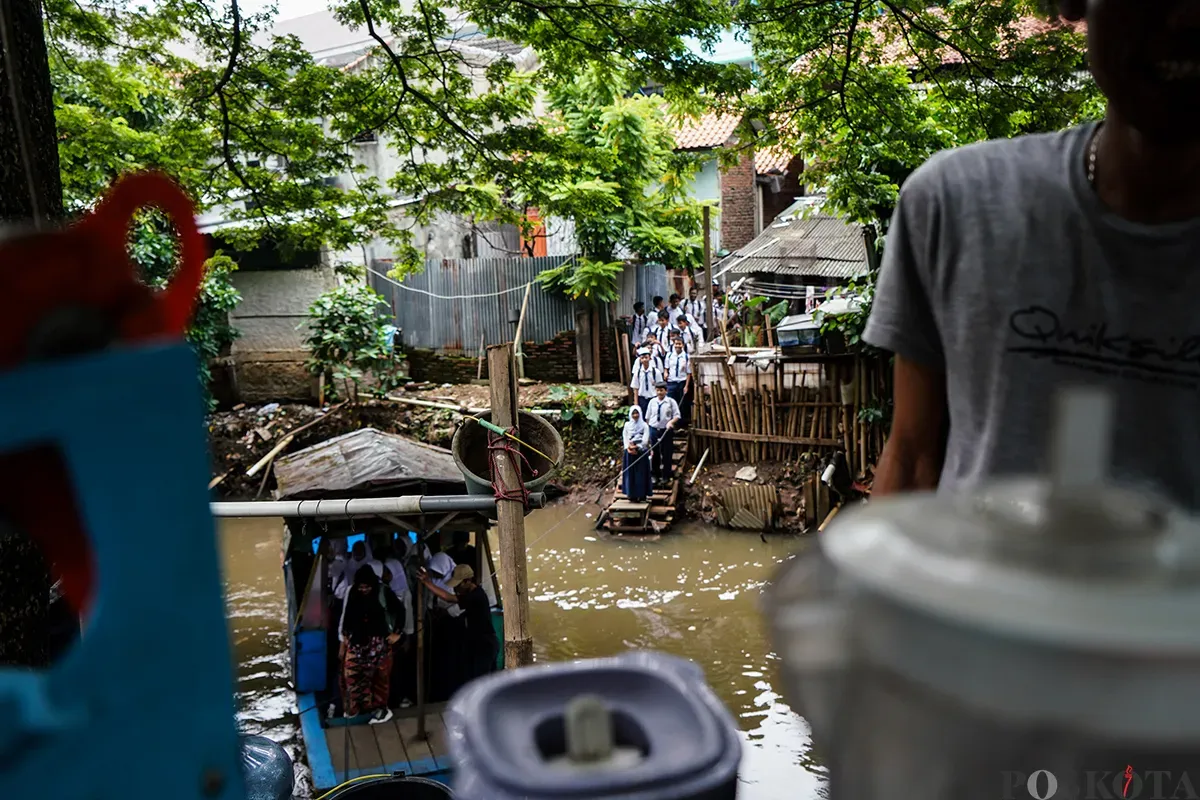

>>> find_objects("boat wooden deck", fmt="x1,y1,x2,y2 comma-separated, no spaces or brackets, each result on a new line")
299,694,452,791
602,447,687,535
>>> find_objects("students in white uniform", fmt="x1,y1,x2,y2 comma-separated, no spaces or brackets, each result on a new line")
650,311,674,350
425,552,462,618
642,330,667,365
667,335,696,429
665,339,691,407
676,315,704,355
334,540,380,600
629,301,652,344
682,286,705,334
645,381,681,486
328,539,349,591
380,551,414,637
666,293,684,326
630,348,658,415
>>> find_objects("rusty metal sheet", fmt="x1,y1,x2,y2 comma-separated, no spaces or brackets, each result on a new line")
273,427,465,499
715,483,779,529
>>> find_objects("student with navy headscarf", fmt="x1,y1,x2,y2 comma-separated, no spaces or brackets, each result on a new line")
621,405,653,502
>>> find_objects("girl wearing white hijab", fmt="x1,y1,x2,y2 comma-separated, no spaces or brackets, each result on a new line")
335,540,381,600
621,405,653,502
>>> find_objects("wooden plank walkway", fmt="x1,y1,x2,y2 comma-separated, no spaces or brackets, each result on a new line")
319,703,451,789
602,446,687,535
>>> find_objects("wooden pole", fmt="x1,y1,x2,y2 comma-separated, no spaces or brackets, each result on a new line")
487,343,534,668
591,306,602,385
477,333,485,380
482,528,502,605
703,206,715,338
512,281,532,380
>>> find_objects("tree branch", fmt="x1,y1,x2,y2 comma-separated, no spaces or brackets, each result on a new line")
356,0,489,154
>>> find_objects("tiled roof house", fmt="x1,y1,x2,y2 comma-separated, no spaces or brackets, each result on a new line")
671,112,805,257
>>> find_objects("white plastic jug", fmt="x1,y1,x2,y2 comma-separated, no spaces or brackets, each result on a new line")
766,388,1200,799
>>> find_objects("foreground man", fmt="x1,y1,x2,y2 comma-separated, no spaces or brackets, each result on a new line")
865,1,1200,509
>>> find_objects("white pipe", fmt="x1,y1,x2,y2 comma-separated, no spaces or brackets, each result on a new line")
211,493,549,519
212,497,425,518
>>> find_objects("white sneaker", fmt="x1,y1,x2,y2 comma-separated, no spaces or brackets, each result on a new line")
327,704,336,719
399,698,413,709
369,708,394,725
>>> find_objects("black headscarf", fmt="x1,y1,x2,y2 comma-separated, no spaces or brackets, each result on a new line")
341,565,387,644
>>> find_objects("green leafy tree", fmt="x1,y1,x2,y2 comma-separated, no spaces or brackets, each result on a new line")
42,0,1102,344
481,66,714,304
546,384,608,426
303,283,401,402
128,219,240,408
743,0,1099,226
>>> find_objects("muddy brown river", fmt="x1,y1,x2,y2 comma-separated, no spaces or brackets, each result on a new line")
219,502,826,799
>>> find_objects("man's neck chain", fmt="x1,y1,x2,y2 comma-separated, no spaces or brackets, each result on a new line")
1088,122,1104,186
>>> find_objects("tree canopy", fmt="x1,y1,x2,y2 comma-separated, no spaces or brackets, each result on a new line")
41,0,1097,268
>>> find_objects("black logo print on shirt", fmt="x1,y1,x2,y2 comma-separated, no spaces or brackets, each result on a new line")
1007,306,1200,388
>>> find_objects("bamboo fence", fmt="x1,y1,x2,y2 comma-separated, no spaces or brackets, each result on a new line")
691,354,890,475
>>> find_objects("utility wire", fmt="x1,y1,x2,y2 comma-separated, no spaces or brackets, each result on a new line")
367,264,532,300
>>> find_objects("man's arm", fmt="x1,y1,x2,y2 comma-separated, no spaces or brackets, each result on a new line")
862,154,950,495
873,356,947,495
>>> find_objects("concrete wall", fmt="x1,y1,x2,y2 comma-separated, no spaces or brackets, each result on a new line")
692,159,723,254
406,328,622,386
228,266,338,402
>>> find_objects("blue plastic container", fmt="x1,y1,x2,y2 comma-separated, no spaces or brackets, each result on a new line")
240,735,293,800
294,629,327,694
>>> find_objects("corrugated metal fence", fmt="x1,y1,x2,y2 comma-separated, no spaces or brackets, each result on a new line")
370,256,674,355
370,256,575,355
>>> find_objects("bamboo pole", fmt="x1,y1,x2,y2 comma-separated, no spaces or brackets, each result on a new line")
513,282,532,380
703,206,715,337
856,356,866,474
591,306,602,385
245,401,349,478
689,449,710,485
488,344,534,668
482,527,502,607
415,578,426,736
620,333,632,386
477,333,486,380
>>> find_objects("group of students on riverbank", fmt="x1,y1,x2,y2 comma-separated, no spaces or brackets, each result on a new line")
617,282,751,503
323,531,499,725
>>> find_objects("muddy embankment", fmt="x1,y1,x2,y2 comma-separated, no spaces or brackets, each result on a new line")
207,383,629,501
208,381,821,533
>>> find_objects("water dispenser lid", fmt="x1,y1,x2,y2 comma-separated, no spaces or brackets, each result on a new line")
822,478,1200,653
446,651,742,799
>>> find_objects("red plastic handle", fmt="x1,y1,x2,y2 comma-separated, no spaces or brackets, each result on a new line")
89,172,207,338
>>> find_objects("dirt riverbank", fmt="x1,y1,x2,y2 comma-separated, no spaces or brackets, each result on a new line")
207,383,823,534
207,382,628,500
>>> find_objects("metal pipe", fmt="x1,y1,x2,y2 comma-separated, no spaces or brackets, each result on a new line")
210,493,547,518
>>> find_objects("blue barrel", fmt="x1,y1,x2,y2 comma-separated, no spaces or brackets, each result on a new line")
319,775,454,798
445,651,741,800
239,735,293,800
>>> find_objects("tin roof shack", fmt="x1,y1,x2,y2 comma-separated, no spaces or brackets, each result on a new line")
690,319,889,478
716,198,875,303
692,201,886,479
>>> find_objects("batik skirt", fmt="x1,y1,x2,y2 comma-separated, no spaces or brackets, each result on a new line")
340,635,394,717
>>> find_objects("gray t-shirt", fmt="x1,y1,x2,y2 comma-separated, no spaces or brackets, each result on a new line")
864,122,1200,509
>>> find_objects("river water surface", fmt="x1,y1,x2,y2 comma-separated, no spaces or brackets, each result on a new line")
219,502,826,799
